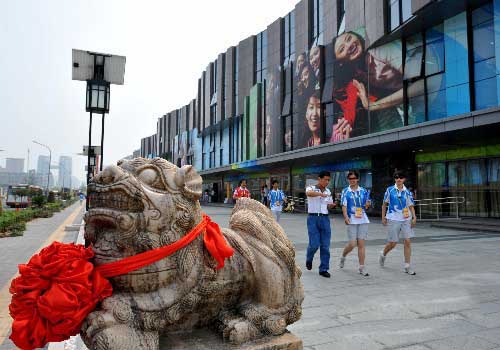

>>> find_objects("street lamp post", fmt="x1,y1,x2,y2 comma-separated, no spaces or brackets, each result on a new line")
32,140,52,198
72,50,126,184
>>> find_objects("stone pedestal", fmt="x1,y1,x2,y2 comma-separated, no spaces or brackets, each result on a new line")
160,330,302,350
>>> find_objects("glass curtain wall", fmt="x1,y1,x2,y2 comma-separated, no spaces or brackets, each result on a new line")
417,158,500,218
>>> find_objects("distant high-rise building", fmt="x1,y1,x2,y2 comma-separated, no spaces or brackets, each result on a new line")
6,158,24,173
37,155,50,175
36,155,53,188
58,156,72,189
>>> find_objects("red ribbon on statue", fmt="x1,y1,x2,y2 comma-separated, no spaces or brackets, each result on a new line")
9,214,233,350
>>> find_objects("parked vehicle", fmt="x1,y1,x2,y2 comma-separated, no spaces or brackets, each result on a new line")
6,185,43,208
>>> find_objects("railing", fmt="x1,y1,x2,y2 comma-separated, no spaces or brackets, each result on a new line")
287,195,307,206
414,196,465,221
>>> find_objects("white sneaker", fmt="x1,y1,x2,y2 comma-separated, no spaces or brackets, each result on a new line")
379,253,386,267
404,266,416,275
359,267,369,276
339,256,346,268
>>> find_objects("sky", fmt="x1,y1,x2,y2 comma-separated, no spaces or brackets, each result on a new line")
0,0,296,184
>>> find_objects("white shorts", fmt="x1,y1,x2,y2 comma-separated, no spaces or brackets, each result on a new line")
347,223,368,241
387,219,415,242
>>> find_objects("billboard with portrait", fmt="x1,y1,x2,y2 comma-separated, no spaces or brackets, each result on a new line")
265,66,282,156
328,28,369,142
294,46,323,149
326,28,406,141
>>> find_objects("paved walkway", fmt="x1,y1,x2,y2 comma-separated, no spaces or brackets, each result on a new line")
0,202,84,350
202,206,500,350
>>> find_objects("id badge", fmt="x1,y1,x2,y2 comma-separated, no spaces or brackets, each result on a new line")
355,207,363,218
403,207,410,219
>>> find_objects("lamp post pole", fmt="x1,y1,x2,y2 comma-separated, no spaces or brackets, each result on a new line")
100,113,105,171
32,141,52,198
88,111,93,185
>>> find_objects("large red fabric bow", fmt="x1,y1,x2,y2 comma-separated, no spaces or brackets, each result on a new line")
9,214,233,350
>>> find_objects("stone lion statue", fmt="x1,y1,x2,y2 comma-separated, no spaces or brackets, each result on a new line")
81,158,303,350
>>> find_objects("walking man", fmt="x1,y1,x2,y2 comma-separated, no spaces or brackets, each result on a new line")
268,180,287,222
379,170,417,275
305,171,336,278
339,170,371,276
233,179,251,201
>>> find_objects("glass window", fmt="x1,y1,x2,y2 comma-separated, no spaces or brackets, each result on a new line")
475,77,498,110
474,57,497,81
401,0,412,22
472,3,497,111
472,2,494,27
283,12,295,65
426,90,447,120
404,34,423,80
467,159,487,185
389,0,413,31
256,31,267,83
337,0,345,34
312,0,324,45
425,25,444,76
407,79,426,125
489,158,500,184
473,21,495,62
390,0,400,31
448,161,467,187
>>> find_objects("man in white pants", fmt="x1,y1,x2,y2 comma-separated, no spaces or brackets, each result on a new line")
268,180,287,222
379,170,417,275
339,170,371,276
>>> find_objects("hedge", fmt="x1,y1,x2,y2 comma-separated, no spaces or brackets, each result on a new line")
0,198,79,238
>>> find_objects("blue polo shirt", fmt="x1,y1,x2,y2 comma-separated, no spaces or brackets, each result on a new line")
383,185,415,221
341,186,370,224
268,189,286,211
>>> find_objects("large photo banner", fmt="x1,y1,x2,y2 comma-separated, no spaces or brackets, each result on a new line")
265,66,282,156
329,28,369,142
294,45,323,149
327,28,404,142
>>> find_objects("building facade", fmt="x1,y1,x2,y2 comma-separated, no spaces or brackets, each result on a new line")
57,156,72,189
6,158,24,173
139,0,500,218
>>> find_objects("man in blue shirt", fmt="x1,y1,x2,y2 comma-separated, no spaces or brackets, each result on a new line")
379,170,417,275
268,180,287,223
339,170,371,276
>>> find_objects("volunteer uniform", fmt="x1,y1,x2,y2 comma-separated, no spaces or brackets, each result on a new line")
268,189,286,222
383,185,415,242
341,186,370,241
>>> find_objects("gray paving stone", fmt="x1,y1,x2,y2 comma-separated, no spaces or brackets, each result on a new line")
474,328,500,345
426,334,499,350
398,346,432,350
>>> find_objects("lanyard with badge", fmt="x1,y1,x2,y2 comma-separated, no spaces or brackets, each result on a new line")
397,189,410,219
351,190,363,218
273,190,282,207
